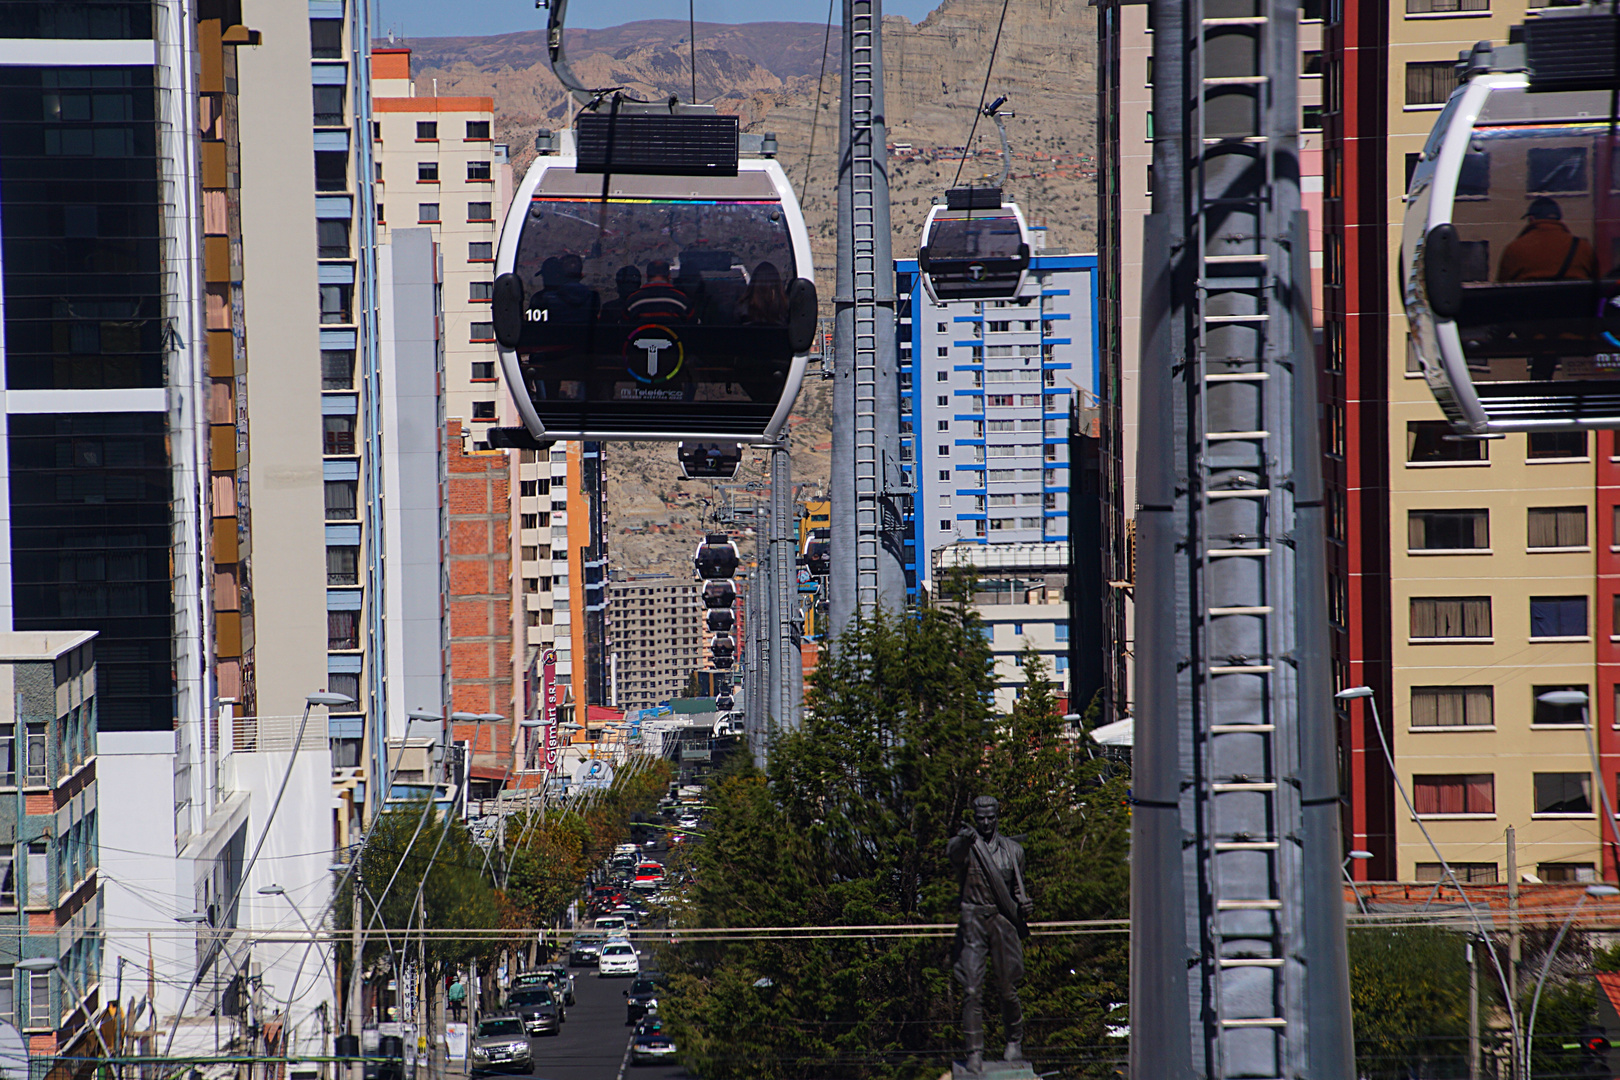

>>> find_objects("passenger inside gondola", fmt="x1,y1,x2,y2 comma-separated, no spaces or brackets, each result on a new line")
741,261,787,325
1497,198,1597,283
627,259,692,323
598,266,642,323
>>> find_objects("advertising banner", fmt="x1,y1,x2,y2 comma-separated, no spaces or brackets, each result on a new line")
543,649,560,772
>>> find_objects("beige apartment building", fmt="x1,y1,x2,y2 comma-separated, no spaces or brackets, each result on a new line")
1376,1,1611,884
608,574,707,712
371,47,512,431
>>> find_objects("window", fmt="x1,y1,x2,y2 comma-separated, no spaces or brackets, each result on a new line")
467,160,491,181
472,361,496,380
327,546,359,586
417,161,439,183
328,610,360,650
1529,431,1587,459
328,672,360,704
467,201,493,222
319,283,352,324
470,322,495,342
310,19,342,58
1411,686,1493,727
472,401,496,420
324,480,357,521
1527,505,1588,549
939,470,951,481
1302,104,1323,131
1302,50,1324,75
323,415,356,456
315,150,348,192
1532,685,1588,726
323,350,355,390
317,218,350,260
417,203,440,224
1407,509,1488,550
466,120,490,140
376,203,384,224
416,121,438,141
1534,772,1592,815
937,395,949,407
470,281,493,302
27,972,48,1028
0,966,11,1023
312,85,344,127
1408,421,1485,463
1405,61,1457,107
1531,595,1587,638
937,420,949,431
936,371,949,382
469,242,493,261
24,843,45,907
1413,774,1494,815
1410,597,1491,639
331,738,362,769
1415,863,1498,884
0,856,13,909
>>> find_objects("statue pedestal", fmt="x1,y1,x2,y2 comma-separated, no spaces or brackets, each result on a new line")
951,1061,1038,1080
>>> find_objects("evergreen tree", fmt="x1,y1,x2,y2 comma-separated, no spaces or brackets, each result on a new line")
659,603,1131,1080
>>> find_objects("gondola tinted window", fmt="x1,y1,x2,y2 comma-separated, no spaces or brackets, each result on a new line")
507,188,799,431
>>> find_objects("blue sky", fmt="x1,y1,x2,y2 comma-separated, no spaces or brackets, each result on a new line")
373,0,944,36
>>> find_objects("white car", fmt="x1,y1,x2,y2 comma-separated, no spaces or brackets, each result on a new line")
597,941,639,977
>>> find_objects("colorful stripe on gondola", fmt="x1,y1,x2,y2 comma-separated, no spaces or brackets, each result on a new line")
528,196,781,206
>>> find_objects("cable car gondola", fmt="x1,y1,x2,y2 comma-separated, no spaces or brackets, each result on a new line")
694,533,740,580
711,657,735,670
918,188,1031,304
715,692,735,711
489,2,817,443
706,608,735,634
678,442,743,480
1404,13,1620,431
701,579,737,609
799,528,830,577
709,634,737,658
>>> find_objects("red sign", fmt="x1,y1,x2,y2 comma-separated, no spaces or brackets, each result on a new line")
543,649,560,773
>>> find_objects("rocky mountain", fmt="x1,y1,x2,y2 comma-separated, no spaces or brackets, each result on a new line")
389,0,1096,577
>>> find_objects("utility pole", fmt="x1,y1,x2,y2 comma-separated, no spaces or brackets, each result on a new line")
1468,938,1481,1080
350,875,364,1080
1130,0,1353,1076
1508,825,1520,1000
829,0,904,635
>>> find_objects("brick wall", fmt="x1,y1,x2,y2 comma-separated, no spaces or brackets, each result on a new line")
445,420,515,767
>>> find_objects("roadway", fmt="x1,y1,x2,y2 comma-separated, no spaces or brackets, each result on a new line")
506,958,685,1080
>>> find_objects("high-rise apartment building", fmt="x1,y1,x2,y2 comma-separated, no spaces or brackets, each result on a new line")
1323,0,1620,884
895,254,1099,591
1095,3,1326,726
608,574,705,712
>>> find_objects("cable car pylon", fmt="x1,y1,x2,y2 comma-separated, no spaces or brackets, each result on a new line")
1131,0,1353,1076
829,0,906,635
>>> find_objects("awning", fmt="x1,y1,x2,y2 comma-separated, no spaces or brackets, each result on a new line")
1089,717,1134,748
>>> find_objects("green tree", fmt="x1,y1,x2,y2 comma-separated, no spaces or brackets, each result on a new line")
660,605,1131,1080
1348,927,1472,1078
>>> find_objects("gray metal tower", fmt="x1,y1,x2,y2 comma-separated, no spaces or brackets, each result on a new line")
1130,0,1354,1076
829,0,906,634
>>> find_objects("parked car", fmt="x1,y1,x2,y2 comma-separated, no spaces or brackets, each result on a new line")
569,932,606,967
505,987,563,1036
536,963,576,1006
598,940,640,977
624,975,661,1024
630,1015,677,1066
471,1016,534,1075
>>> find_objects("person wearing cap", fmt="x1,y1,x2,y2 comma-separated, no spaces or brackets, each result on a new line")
1498,196,1598,282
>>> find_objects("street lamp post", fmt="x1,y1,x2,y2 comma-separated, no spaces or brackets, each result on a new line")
1341,850,1373,915
1526,883,1620,1080
1336,685,1528,1079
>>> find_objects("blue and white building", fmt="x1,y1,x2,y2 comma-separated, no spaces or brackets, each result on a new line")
895,253,1099,707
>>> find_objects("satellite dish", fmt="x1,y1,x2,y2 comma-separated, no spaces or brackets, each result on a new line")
0,1019,29,1080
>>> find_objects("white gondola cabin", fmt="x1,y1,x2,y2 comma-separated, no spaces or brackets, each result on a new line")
917,187,1030,305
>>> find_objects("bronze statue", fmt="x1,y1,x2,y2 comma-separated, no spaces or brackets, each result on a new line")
948,795,1033,1075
